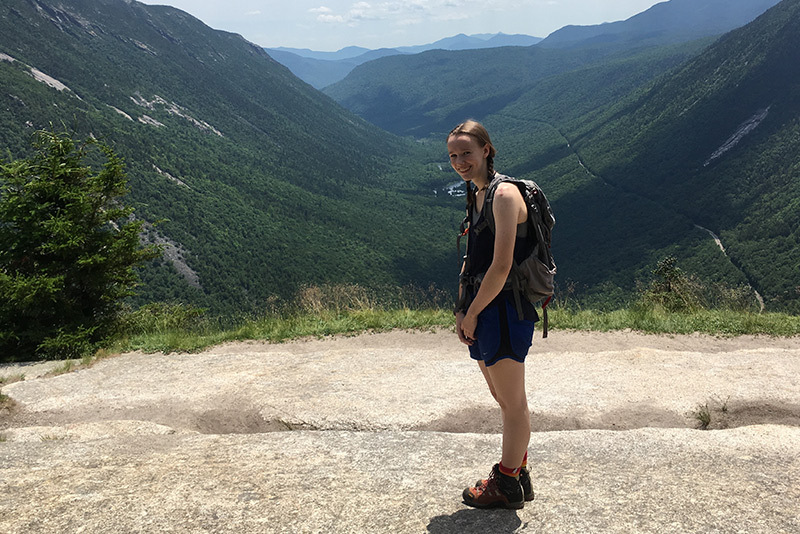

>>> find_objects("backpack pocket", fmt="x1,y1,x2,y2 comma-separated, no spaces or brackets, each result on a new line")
517,255,556,304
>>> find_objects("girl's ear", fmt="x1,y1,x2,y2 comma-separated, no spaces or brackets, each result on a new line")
483,143,490,159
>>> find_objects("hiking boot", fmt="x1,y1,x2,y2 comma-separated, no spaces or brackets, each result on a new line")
463,464,524,509
475,465,535,502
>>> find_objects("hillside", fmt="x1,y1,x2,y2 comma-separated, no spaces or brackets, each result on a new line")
395,33,542,53
323,0,799,311
0,0,459,313
2,0,796,317
567,0,800,312
484,0,800,311
324,44,639,137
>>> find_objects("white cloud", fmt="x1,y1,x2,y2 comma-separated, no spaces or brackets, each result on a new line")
310,5,345,22
321,14,347,22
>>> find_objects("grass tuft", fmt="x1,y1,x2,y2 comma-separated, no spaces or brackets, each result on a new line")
694,403,712,430
47,361,77,377
0,388,14,412
0,374,25,386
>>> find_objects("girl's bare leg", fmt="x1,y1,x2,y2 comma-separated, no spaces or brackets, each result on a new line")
479,359,530,468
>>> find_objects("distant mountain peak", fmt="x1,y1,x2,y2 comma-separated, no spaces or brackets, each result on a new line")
266,32,542,88
538,0,782,48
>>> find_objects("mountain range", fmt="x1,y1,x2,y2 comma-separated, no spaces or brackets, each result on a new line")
0,0,456,314
266,33,542,89
323,0,798,312
1,0,798,314
324,0,782,138
270,0,781,90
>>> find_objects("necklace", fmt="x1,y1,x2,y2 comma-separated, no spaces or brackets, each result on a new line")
476,171,493,192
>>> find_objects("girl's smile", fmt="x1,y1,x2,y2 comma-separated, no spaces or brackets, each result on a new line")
447,133,490,186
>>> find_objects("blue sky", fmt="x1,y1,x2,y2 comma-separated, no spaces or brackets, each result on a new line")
138,0,667,51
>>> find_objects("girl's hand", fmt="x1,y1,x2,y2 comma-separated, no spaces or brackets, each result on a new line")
457,311,477,345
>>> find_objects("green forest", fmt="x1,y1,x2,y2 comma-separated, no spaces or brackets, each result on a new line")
326,0,800,313
0,0,464,318
1,0,798,349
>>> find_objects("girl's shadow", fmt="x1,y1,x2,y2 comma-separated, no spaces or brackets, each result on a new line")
427,508,523,533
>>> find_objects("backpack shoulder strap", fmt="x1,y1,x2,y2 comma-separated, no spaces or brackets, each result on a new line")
482,173,517,235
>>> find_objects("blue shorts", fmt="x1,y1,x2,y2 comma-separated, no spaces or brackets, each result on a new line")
468,296,535,366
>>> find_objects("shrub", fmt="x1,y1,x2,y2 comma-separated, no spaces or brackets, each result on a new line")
0,130,160,361
638,256,762,313
640,256,705,312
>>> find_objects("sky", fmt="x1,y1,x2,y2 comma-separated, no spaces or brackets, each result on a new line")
138,0,668,51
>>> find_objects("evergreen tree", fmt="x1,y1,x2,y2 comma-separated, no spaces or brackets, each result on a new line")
0,130,160,361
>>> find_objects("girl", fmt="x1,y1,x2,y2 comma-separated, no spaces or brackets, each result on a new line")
448,120,537,509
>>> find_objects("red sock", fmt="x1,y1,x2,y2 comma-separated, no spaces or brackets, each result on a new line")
521,451,528,469
498,462,521,478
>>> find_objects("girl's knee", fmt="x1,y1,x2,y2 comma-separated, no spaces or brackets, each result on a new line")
496,394,528,415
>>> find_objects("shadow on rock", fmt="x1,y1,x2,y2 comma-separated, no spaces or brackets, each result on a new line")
427,508,522,533
415,400,800,433
414,404,685,433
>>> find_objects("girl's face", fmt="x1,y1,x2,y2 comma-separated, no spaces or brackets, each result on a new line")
447,134,489,184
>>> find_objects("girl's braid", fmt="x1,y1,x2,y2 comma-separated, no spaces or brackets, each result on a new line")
465,156,494,213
